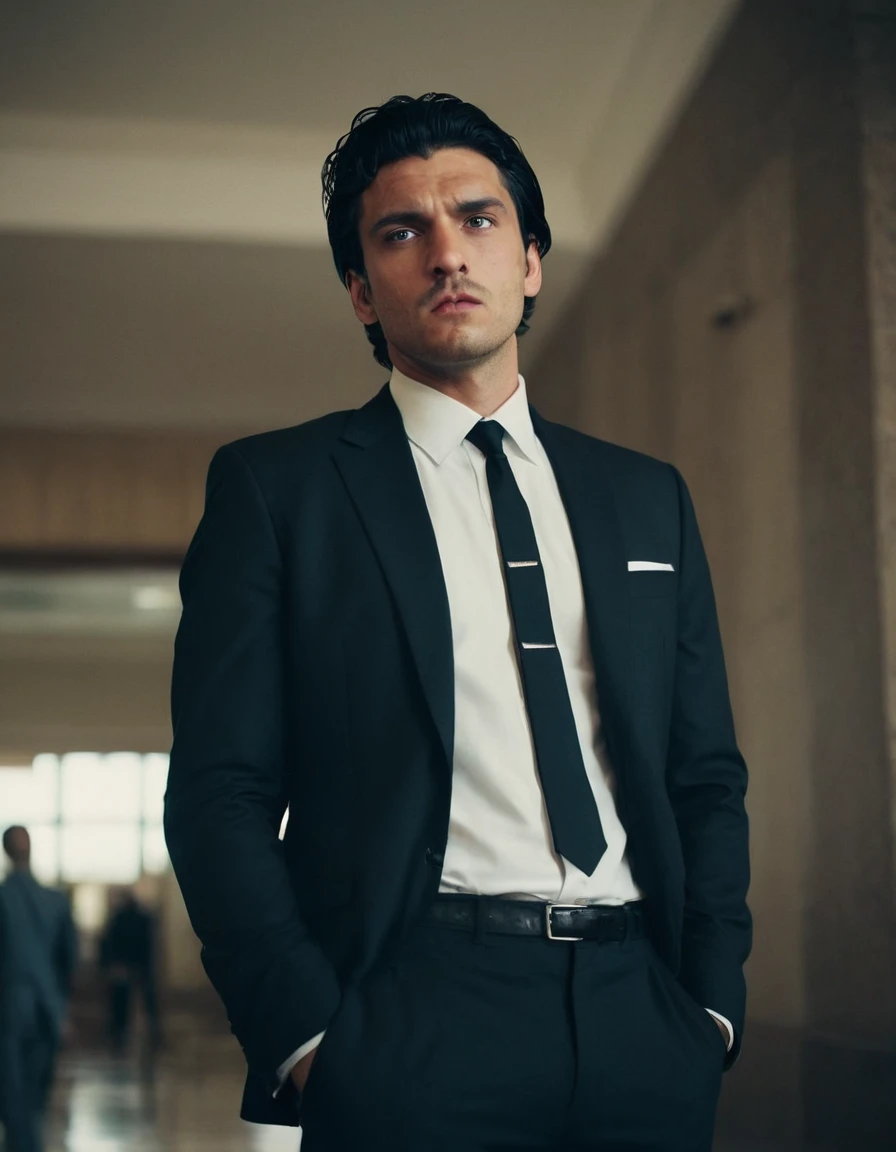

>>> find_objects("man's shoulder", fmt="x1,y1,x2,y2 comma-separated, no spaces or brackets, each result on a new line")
538,415,677,488
204,409,356,502
0,870,62,906
22,870,64,899
221,409,355,469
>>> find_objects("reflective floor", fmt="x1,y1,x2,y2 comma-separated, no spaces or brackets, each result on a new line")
45,1043,300,1152
32,991,299,1152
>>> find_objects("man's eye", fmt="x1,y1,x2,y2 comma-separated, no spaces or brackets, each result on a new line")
386,229,415,243
467,216,494,229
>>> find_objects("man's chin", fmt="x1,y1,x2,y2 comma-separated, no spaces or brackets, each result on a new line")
411,335,508,369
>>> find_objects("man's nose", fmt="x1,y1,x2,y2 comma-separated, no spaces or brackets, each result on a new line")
429,224,467,279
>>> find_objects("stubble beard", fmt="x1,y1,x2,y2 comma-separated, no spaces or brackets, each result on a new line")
400,314,518,376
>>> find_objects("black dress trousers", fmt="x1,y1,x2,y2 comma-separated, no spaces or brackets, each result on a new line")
297,910,725,1152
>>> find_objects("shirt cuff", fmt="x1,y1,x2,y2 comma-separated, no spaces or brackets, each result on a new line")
273,1031,325,1097
705,1009,734,1051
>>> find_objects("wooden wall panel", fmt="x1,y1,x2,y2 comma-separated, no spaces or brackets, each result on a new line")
0,427,237,555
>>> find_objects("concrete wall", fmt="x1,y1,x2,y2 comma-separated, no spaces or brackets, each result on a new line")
528,1,896,1146
858,0,896,904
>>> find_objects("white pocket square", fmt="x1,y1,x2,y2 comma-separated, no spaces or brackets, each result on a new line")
628,561,675,572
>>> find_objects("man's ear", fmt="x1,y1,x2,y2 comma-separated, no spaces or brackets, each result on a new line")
524,239,543,299
346,270,378,326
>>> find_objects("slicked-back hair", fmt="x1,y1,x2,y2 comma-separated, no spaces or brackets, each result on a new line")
321,93,552,370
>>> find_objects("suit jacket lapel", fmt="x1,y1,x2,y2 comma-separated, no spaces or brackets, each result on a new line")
532,411,631,767
332,385,455,770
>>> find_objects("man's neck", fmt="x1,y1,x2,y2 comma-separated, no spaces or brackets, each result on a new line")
389,343,520,417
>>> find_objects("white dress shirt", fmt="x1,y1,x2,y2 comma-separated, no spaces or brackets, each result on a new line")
392,368,642,904
277,370,731,1088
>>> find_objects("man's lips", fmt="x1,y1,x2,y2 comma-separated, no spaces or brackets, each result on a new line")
431,294,482,314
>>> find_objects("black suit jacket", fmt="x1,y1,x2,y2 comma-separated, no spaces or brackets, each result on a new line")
164,384,751,1126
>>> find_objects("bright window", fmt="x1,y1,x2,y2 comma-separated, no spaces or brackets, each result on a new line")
61,751,142,823
2,755,60,824
28,824,61,886
60,824,142,884
142,753,169,824
142,826,168,875
0,752,170,884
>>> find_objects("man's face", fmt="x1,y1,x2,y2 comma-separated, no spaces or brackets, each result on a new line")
347,147,542,375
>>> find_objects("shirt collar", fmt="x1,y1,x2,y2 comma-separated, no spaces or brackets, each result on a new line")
389,366,540,466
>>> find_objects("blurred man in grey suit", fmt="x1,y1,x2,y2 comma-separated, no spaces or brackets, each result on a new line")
0,826,77,1152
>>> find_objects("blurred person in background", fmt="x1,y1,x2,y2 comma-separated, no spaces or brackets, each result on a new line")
165,93,750,1151
0,825,77,1152
98,888,159,1054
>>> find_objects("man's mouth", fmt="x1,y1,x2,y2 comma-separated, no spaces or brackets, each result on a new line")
431,293,482,314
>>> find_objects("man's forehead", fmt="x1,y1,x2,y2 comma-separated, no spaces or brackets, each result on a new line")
363,148,504,206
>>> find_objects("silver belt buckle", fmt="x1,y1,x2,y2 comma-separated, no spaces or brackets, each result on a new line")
545,903,583,942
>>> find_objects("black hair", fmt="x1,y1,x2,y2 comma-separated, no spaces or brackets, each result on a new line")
321,93,551,370
2,824,29,863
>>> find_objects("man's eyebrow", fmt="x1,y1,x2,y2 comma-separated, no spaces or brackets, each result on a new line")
454,196,508,217
369,196,509,236
369,209,428,236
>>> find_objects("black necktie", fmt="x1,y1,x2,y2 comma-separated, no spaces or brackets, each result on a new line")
466,420,607,876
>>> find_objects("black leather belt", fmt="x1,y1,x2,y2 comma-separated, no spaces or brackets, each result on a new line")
427,896,645,943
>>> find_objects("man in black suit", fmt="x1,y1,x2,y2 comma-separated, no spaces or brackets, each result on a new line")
165,93,750,1151
99,890,159,1052
0,826,78,1152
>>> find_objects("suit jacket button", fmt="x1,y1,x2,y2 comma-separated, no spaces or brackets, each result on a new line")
425,848,444,867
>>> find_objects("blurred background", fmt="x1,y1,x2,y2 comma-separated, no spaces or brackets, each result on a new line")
1,0,895,1149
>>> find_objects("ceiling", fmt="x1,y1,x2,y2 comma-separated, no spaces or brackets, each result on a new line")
0,0,740,432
